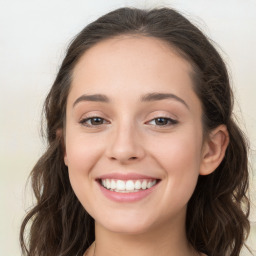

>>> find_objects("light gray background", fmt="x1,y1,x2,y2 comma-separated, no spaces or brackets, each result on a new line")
0,0,255,255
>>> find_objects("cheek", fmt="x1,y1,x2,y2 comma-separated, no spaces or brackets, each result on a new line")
152,129,202,171
64,131,104,195
149,129,202,206
65,131,103,171
64,133,105,215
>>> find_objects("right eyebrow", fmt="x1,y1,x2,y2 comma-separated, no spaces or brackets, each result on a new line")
73,94,110,108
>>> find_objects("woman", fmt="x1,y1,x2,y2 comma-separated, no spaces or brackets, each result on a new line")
20,7,250,256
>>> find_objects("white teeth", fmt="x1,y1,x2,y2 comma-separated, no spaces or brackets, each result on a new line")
111,180,116,190
116,180,125,190
101,179,157,192
134,180,141,190
126,180,135,191
141,180,147,190
106,179,111,189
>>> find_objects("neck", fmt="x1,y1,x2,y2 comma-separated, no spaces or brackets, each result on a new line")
92,212,198,256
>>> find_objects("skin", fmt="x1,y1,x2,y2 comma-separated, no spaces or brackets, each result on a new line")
64,36,229,256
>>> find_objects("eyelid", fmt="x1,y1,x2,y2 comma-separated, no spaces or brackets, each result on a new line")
145,115,178,127
78,111,109,122
79,115,110,128
78,112,178,128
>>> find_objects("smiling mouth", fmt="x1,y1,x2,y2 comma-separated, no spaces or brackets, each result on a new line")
98,179,160,193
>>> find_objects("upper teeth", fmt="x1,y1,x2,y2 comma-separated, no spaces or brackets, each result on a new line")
101,179,157,192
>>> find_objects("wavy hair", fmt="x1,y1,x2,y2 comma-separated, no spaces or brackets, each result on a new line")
20,7,250,256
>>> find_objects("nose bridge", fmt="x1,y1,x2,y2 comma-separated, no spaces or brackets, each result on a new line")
106,117,145,162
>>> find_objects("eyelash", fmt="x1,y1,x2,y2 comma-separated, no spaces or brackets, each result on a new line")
79,116,178,128
79,117,109,127
147,117,178,127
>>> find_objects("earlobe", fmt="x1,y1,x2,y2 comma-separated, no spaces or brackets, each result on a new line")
64,154,68,166
56,128,68,166
199,125,229,175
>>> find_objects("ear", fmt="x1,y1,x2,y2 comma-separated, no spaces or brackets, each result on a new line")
199,125,229,175
64,151,68,166
56,128,68,166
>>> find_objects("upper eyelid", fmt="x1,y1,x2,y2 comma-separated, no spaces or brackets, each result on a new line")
78,111,178,123
149,116,176,121
79,117,110,128
79,116,177,125
80,116,109,123
79,113,177,119
79,112,109,121
146,117,178,124
146,113,178,122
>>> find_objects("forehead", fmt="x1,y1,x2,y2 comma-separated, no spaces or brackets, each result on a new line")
73,35,193,80
68,35,200,115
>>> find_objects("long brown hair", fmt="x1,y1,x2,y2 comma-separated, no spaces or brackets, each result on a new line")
20,7,250,256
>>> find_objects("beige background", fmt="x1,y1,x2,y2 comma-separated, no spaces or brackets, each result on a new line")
0,0,255,255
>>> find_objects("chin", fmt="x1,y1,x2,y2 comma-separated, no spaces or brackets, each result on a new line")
95,212,156,235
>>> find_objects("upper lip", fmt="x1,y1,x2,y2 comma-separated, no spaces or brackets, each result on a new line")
96,172,160,180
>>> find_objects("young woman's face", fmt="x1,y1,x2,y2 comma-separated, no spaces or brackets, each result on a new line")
64,36,205,234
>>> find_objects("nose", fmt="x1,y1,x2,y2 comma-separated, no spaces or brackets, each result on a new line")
105,123,145,164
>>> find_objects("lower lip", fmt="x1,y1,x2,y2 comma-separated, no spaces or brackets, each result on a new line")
98,181,159,202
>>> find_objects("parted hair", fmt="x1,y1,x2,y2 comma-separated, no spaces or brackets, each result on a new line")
20,7,250,256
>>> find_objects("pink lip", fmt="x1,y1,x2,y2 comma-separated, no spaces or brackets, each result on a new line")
97,172,159,181
96,178,160,203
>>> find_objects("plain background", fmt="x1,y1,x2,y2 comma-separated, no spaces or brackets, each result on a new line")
0,0,255,255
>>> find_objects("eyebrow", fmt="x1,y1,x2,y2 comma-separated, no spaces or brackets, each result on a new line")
73,94,109,107
73,92,189,109
140,92,189,109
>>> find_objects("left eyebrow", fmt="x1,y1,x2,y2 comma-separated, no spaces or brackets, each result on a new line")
140,92,189,109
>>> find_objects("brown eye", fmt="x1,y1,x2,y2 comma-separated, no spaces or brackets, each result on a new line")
148,117,178,126
90,117,104,125
155,118,169,125
80,117,108,127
